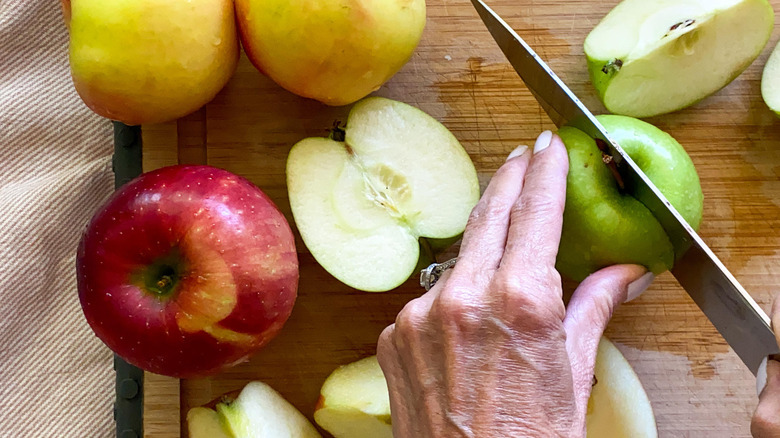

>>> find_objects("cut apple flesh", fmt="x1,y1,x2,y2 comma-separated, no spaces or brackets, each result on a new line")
586,338,657,437
287,97,480,292
585,0,774,117
762,40,780,116
314,356,393,438
216,381,322,438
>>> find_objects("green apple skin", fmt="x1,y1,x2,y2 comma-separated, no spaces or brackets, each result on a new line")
556,115,703,282
64,0,238,125
761,40,780,117
585,0,774,118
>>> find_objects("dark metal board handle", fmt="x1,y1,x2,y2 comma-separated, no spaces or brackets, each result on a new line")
111,122,144,438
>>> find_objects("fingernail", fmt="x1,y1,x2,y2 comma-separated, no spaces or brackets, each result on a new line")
533,130,553,154
506,145,529,161
625,272,655,303
757,356,768,396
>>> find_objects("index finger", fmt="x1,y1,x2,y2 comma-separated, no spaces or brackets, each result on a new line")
499,131,569,272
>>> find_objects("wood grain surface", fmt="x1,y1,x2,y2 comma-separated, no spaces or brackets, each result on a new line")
141,0,780,436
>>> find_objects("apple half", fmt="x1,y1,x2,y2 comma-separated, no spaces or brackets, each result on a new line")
585,0,774,118
312,339,656,437
287,97,480,292
187,381,322,438
762,40,780,116
556,115,703,282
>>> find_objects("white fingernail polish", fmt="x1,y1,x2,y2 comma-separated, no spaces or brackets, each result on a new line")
533,130,553,154
757,356,768,396
506,145,529,161
625,272,655,303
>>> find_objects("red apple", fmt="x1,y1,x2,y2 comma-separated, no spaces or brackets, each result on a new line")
77,165,299,378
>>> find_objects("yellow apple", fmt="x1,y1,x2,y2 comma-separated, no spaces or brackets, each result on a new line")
234,0,426,106
63,0,239,125
314,339,656,438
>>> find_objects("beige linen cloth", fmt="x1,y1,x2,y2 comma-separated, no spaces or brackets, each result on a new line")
1,0,116,436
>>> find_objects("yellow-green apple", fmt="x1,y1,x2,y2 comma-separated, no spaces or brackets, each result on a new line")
762,40,780,116
234,0,426,106
63,0,239,125
585,0,774,118
556,115,703,282
312,339,656,438
188,382,321,438
286,97,479,292
314,356,392,438
76,166,298,378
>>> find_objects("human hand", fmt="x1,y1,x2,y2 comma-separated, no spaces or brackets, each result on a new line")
377,131,654,437
752,297,780,438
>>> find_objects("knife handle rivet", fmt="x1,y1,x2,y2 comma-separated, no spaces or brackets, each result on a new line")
120,430,139,438
118,378,139,400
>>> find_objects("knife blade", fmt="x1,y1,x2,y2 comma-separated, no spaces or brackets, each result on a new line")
471,0,779,375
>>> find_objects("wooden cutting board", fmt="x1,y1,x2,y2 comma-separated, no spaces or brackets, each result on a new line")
139,0,780,436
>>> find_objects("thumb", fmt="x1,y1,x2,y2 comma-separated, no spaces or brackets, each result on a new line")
562,264,652,419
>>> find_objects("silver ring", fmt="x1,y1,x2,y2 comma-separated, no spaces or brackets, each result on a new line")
419,258,458,291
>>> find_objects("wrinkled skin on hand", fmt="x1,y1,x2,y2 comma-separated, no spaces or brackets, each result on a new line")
378,133,648,437
752,297,780,438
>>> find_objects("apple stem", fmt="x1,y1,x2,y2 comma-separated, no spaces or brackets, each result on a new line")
595,139,626,192
329,121,347,142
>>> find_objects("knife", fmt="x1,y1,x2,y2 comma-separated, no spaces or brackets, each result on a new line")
470,0,779,376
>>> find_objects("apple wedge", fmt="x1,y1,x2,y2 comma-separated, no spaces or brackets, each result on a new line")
313,339,656,437
187,381,321,438
314,356,392,438
762,40,780,116
586,338,657,437
585,0,774,117
287,97,480,292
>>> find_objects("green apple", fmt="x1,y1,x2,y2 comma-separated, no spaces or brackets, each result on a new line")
235,0,425,106
63,0,239,125
762,40,780,116
187,381,321,438
313,338,656,438
556,115,703,282
286,97,480,292
585,0,774,118
314,356,392,438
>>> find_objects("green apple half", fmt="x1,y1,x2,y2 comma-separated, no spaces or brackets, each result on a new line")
187,381,321,438
762,40,780,116
313,339,656,438
287,97,480,292
585,0,774,118
556,115,703,282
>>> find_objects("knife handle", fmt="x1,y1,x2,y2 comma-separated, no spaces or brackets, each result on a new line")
111,122,144,438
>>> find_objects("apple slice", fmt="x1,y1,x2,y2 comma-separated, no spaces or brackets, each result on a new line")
586,338,657,437
762,40,780,116
585,0,774,117
314,356,392,438
556,115,703,282
187,381,322,438
187,407,232,438
313,339,656,437
287,97,480,292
